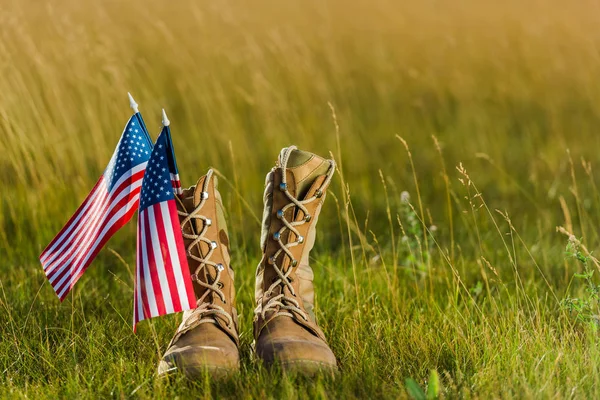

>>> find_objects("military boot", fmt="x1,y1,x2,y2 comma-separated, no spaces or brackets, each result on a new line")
254,146,337,374
157,169,239,378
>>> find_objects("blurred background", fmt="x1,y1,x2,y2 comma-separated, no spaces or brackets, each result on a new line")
2,0,600,257
2,0,600,396
3,0,600,300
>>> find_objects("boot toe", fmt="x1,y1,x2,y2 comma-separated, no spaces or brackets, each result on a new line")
158,324,239,379
158,345,238,379
257,331,338,374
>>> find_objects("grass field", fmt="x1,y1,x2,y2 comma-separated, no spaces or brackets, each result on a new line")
3,0,600,398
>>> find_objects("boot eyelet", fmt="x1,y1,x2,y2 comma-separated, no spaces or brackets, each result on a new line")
273,232,280,240
304,214,311,222
205,218,212,226
291,260,298,267
297,236,304,244
268,256,276,265
276,209,284,219
216,263,224,271
201,191,209,199
210,241,218,249
191,273,198,281
279,182,287,191
315,189,323,198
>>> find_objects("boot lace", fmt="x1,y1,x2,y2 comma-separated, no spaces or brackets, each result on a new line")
261,146,335,322
178,170,233,330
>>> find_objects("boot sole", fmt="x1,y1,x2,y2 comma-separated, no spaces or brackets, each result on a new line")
157,360,239,380
277,359,338,377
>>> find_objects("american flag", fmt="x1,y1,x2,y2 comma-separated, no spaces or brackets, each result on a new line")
133,119,196,328
39,113,153,300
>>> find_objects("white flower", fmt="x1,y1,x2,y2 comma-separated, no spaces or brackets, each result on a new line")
400,191,410,203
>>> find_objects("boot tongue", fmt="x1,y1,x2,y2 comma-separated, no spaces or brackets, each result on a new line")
175,180,204,234
193,174,229,240
279,148,331,200
178,174,229,299
179,175,227,235
178,187,195,210
177,186,197,226
190,173,231,272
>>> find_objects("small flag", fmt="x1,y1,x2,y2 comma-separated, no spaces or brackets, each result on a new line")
133,110,196,328
40,97,153,300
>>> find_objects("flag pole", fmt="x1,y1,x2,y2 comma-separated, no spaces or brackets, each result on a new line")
161,108,170,127
128,92,139,113
162,108,176,168
161,108,183,197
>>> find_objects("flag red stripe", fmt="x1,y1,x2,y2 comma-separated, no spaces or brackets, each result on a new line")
40,178,105,262
139,211,154,319
46,183,141,282
143,208,167,316
55,195,140,300
43,169,145,273
133,200,197,325
155,203,183,312
42,181,110,270
146,205,174,314
148,204,174,315
41,166,145,266
134,220,142,328
167,200,196,308
53,191,137,298
44,186,111,274
45,170,145,277
47,180,142,279
53,191,141,299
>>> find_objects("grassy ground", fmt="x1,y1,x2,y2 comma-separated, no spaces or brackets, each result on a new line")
2,0,600,398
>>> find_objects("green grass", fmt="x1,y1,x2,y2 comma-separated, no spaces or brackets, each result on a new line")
3,0,600,398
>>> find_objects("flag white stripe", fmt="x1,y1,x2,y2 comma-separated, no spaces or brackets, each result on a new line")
41,180,109,267
40,179,106,264
47,178,143,281
107,162,148,196
54,192,141,295
141,210,159,317
55,193,141,298
44,187,111,274
135,221,144,325
170,173,182,195
147,206,174,315
160,202,190,307
43,164,147,271
41,162,146,265
48,177,142,277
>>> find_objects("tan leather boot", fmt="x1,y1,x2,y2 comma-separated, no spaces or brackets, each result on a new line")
254,146,337,374
157,169,239,379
